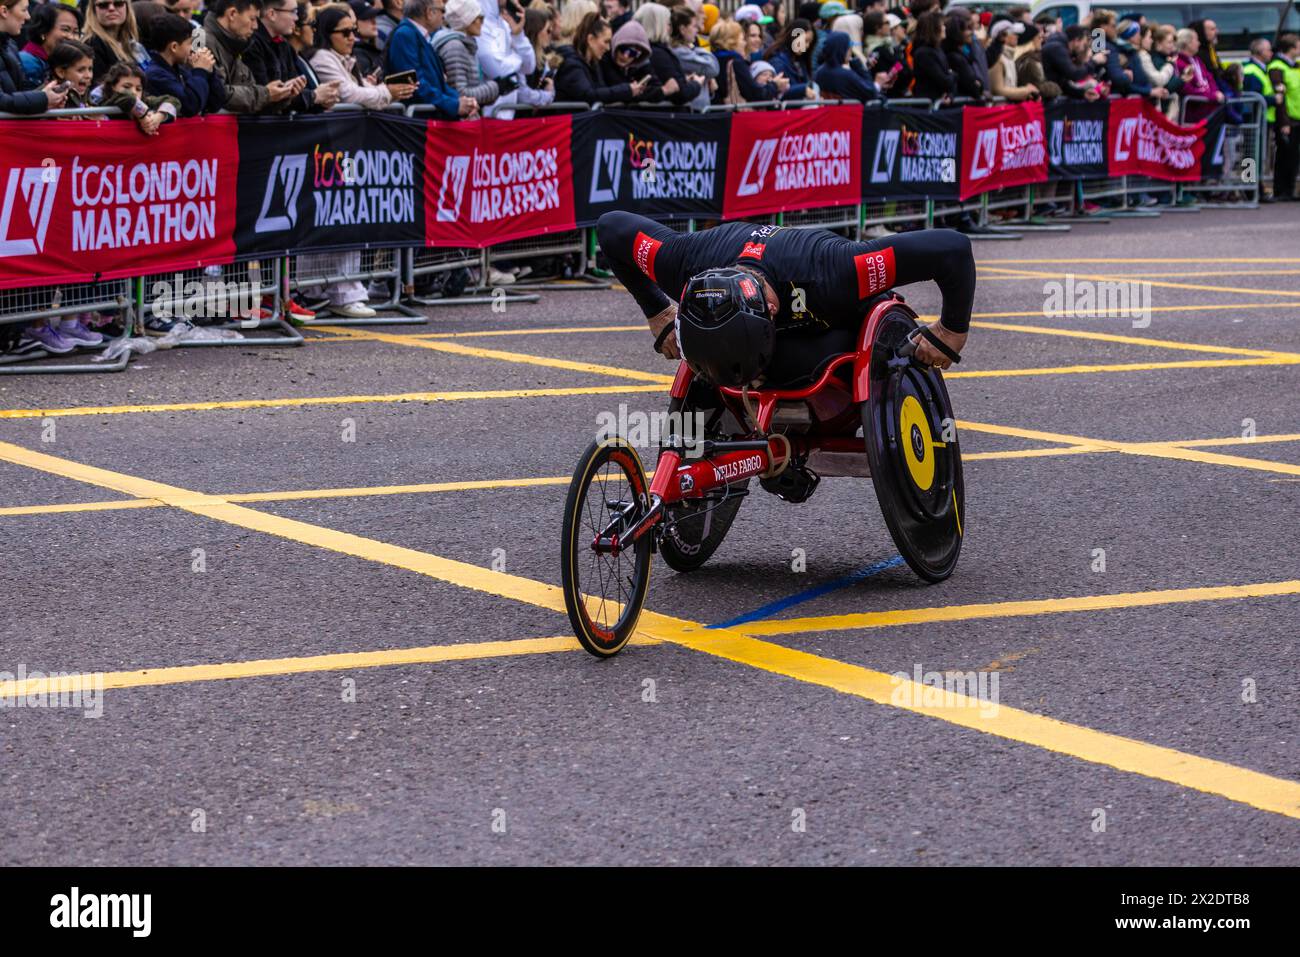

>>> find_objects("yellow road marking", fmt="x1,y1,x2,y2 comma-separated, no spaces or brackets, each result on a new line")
980,265,1296,299
947,356,1300,379
2,439,1299,820
978,258,1300,264
0,385,667,420
0,636,661,700
1172,433,1300,449
407,325,644,339
743,580,1300,636
309,326,675,384
981,268,1300,280
968,320,1298,359
958,419,1300,478
0,498,160,517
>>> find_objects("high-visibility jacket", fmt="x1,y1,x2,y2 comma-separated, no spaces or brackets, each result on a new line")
1269,56,1300,122
1241,59,1275,123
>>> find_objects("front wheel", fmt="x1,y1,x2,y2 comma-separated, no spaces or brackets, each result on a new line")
560,437,652,658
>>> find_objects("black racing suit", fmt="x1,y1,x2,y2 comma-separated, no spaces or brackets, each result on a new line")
595,211,977,339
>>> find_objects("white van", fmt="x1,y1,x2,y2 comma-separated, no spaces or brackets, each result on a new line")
1029,1,1299,58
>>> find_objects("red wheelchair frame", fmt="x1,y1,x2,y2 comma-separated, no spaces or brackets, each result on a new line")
561,294,964,658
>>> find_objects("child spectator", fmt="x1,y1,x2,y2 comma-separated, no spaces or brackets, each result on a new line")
47,38,95,107
18,1,80,87
143,10,227,115
96,61,178,133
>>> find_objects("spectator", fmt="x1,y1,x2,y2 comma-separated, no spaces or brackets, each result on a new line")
298,2,415,319
713,18,785,102
348,0,382,75
698,2,718,49
599,17,659,104
96,60,178,131
1033,10,1058,37
603,0,629,32
943,10,984,99
1139,24,1186,118
554,0,595,47
1090,8,1163,100
290,0,316,59
832,12,892,92
374,0,401,47
48,36,94,105
434,0,509,109
1175,27,1220,121
143,10,226,115
1013,21,1057,100
741,18,764,61
1269,33,1299,200
205,0,298,112
18,1,79,86
162,0,200,22
636,1,700,106
1043,22,1100,99
909,9,954,102
553,9,638,103
476,0,552,117
246,0,341,111
385,0,477,117
1,0,67,114
83,0,148,82
763,17,813,98
813,28,877,100
668,2,715,110
948,5,990,96
312,1,412,105
1242,38,1276,195
989,20,1038,100
522,3,559,91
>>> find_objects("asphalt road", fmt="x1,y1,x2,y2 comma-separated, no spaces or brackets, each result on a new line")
1,204,1297,865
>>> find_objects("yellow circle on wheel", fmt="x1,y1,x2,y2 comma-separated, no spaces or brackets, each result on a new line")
899,394,935,491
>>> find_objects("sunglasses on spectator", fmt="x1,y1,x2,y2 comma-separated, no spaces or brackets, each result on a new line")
333,27,358,36
615,46,639,58
95,1,127,8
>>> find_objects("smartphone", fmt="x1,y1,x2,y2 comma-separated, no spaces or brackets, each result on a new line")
504,0,522,19
384,70,417,85
889,61,903,75
52,81,70,93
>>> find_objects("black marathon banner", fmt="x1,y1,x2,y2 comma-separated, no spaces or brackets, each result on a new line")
1045,99,1109,180
234,111,426,256
861,106,961,200
570,109,729,225
1199,105,1228,176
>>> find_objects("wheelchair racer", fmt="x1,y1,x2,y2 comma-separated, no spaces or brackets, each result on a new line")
595,211,976,386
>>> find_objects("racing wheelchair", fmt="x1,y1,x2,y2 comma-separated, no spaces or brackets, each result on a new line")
560,293,964,657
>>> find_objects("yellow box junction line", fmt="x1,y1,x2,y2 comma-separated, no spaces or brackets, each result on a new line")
1,437,1300,821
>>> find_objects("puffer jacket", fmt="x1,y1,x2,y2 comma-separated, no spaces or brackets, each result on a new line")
672,40,717,111
432,29,499,106
203,12,269,113
553,43,631,104
0,34,45,114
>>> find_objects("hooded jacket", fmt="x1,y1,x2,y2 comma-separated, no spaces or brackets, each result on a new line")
813,32,878,101
553,42,632,104
204,12,269,113
599,20,660,103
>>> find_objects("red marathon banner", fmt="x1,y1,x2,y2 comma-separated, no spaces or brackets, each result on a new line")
723,104,862,219
425,114,575,248
1107,97,1206,181
0,115,238,290
959,101,1048,201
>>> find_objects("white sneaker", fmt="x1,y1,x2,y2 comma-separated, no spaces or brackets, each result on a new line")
512,265,533,280
863,224,892,239
488,267,515,286
328,302,377,319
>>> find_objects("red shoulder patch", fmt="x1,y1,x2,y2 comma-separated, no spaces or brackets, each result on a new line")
633,231,662,282
739,242,766,260
854,247,896,300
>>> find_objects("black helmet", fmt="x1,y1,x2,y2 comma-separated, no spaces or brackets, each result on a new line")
676,267,774,387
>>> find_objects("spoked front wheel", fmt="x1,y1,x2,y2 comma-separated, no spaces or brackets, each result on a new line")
560,437,653,658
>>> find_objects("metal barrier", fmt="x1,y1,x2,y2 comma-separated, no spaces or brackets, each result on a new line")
0,277,133,374
138,259,304,347
1177,93,1266,208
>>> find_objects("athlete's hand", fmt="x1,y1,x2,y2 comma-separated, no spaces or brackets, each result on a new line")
647,303,680,360
913,320,966,370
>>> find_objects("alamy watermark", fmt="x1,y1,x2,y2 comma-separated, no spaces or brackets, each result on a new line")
1042,274,1152,328
0,666,104,718
596,402,708,458
889,664,1000,717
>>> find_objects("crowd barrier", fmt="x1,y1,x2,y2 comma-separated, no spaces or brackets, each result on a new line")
0,92,1265,374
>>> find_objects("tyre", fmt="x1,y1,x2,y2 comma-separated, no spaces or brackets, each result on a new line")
560,436,652,657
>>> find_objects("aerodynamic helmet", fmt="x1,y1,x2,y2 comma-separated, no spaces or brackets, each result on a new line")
676,267,774,387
